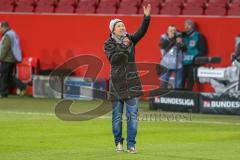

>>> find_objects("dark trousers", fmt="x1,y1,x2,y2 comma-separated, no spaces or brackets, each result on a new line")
0,62,26,96
183,64,195,91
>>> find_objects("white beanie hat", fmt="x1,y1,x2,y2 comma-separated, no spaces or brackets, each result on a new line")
109,18,123,33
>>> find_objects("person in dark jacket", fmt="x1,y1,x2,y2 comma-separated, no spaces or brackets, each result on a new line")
104,4,151,154
0,21,26,98
182,19,207,91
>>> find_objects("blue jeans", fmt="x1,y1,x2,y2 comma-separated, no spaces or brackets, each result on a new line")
161,68,183,89
112,98,139,149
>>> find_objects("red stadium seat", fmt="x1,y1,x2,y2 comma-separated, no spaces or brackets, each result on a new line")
160,0,183,15
205,4,227,15
139,0,162,14
228,3,240,16
207,0,229,3
75,0,98,14
35,0,58,13
117,0,141,14
55,0,78,13
96,0,118,14
16,57,39,84
182,1,205,15
205,0,228,15
185,0,207,4
163,0,185,4
182,0,208,15
0,0,15,12
230,0,240,4
14,0,37,13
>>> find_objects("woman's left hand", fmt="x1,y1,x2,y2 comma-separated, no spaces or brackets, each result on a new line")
143,4,151,16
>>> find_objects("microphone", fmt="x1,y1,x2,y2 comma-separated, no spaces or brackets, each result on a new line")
122,31,129,37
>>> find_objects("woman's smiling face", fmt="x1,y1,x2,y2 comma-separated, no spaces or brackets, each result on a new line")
113,22,126,37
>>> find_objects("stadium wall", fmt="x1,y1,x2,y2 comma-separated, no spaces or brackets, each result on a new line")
0,13,239,92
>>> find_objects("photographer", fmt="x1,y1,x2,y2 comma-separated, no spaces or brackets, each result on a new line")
159,25,186,89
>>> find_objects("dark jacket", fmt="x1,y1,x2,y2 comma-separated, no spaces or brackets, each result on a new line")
104,16,150,101
236,42,240,58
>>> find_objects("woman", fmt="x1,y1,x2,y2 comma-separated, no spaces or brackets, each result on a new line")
104,4,151,154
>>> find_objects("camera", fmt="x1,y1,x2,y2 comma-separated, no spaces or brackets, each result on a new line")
176,31,182,38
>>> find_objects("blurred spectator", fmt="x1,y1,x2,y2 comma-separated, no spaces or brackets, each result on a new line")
232,35,240,62
232,35,240,91
0,21,26,98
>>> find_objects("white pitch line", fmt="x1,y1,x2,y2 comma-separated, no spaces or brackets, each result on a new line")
0,111,55,116
180,120,240,126
1,110,240,126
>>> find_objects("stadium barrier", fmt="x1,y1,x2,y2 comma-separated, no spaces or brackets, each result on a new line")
149,90,240,115
33,75,61,98
64,76,107,100
33,75,107,100
149,90,200,113
200,92,240,115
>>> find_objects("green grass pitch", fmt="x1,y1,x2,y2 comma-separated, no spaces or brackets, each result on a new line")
0,96,240,160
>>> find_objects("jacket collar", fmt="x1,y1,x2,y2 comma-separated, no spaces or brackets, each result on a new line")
2,28,11,36
186,29,195,37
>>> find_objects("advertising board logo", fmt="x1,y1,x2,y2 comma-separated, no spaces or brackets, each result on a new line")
203,100,211,107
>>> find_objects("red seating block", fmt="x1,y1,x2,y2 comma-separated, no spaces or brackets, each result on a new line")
76,0,98,14
96,0,118,14
139,0,162,14
117,0,141,14
14,0,36,12
0,0,14,12
182,2,205,15
160,1,183,15
205,0,228,15
35,0,58,13
205,4,227,15
228,3,240,15
55,0,78,13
